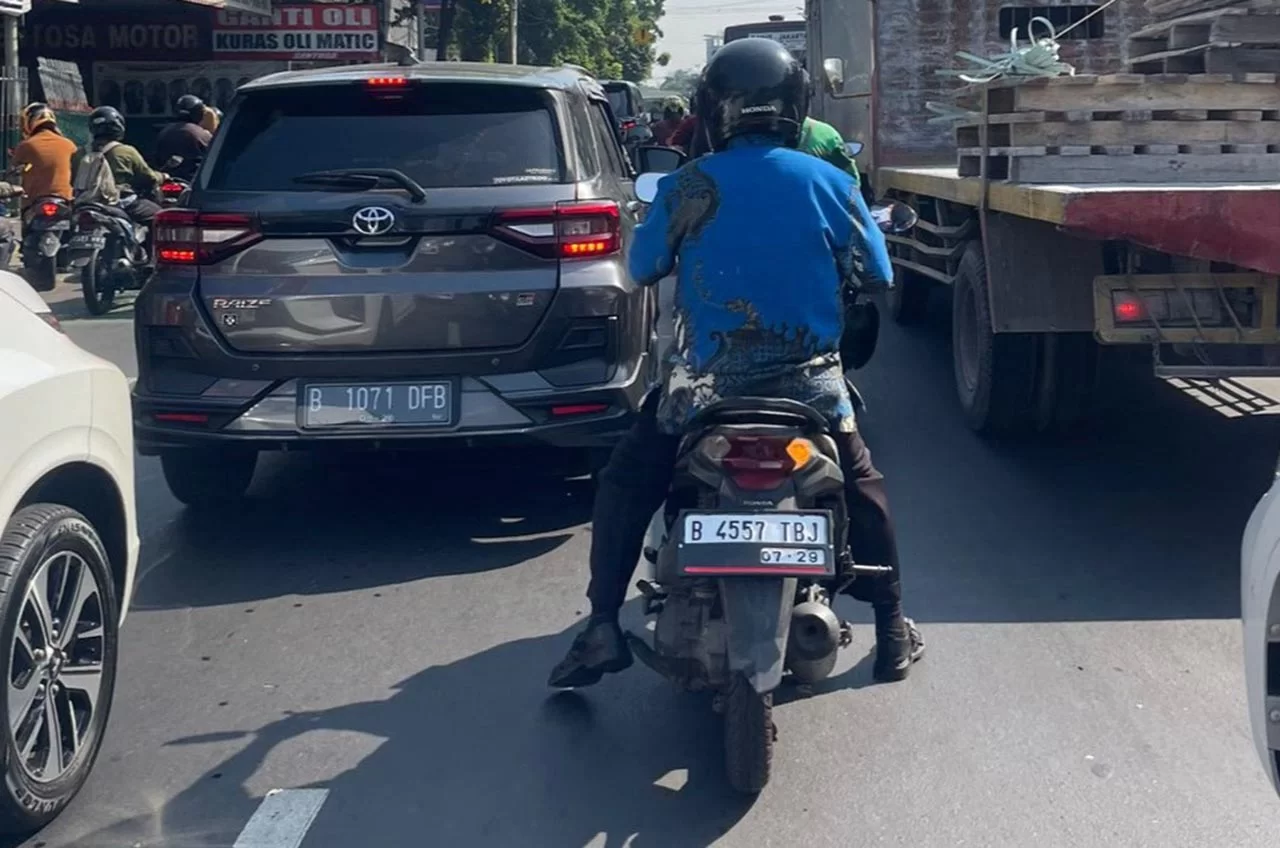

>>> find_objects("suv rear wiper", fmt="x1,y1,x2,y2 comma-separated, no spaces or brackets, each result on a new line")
291,168,427,203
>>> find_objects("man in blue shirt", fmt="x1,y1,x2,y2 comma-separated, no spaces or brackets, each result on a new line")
550,38,923,689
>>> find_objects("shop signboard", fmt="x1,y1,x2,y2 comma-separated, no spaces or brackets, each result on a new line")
224,0,272,14
213,5,379,61
25,9,213,63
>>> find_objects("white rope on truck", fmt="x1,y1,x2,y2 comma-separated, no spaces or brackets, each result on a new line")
925,0,1121,123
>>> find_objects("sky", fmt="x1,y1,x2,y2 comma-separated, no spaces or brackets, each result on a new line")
651,0,804,80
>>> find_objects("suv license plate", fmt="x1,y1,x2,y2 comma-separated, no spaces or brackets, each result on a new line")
675,510,835,577
299,381,455,429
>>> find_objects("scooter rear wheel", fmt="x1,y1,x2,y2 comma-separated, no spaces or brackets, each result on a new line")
23,254,57,292
81,251,116,316
723,672,774,794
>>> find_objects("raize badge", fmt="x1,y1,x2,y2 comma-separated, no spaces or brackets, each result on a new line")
211,297,272,310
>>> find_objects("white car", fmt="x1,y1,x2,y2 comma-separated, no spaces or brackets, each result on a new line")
1243,462,1280,798
0,272,137,835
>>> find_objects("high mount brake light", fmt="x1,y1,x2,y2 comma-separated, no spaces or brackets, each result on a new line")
492,201,621,260
154,209,260,266
367,76,409,87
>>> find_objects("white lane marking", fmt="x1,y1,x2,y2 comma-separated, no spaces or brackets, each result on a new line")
233,788,329,848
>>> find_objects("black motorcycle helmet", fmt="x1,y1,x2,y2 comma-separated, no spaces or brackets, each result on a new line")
88,105,126,142
698,37,808,152
174,93,205,123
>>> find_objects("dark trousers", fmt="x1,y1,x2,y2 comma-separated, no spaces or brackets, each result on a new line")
586,396,903,617
127,198,160,226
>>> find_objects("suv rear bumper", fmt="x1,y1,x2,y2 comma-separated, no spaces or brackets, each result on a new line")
134,359,651,456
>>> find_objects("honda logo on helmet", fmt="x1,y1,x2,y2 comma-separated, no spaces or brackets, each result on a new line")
352,206,395,236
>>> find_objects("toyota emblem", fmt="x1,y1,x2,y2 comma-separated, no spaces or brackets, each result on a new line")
352,206,395,236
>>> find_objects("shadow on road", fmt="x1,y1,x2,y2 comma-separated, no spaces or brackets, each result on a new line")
62,602,755,848
132,450,594,611
861,291,1280,625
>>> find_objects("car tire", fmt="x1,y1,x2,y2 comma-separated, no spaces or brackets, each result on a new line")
161,449,258,508
0,504,120,837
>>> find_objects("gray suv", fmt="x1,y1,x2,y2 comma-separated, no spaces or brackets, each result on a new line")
134,62,658,506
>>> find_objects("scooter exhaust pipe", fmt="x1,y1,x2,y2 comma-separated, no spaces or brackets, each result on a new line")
786,600,842,684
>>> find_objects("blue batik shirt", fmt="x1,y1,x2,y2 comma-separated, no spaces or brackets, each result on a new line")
628,136,894,436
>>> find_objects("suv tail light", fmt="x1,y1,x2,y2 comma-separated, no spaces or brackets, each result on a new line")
492,201,620,260
154,210,260,266
702,434,815,491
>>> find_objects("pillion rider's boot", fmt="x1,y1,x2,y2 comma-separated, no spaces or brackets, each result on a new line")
873,603,924,682
547,614,634,689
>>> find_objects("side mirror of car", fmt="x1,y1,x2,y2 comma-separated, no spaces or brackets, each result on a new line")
823,57,846,92
845,140,864,157
635,173,663,204
870,200,918,234
634,145,686,178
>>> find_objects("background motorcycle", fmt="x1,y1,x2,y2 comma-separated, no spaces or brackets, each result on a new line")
0,169,25,271
68,156,183,314
67,191,150,315
159,155,193,207
630,169,918,792
19,192,71,293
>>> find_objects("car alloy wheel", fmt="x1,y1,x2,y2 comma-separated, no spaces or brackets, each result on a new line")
8,550,107,784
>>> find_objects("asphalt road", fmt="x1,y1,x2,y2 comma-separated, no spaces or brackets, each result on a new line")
16,285,1280,848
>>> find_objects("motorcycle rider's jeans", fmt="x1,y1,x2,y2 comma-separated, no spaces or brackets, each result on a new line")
586,393,903,618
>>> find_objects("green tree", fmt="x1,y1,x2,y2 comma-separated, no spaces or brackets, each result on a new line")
659,67,700,97
439,0,665,81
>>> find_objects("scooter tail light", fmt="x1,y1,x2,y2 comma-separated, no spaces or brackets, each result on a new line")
719,435,798,491
40,201,60,217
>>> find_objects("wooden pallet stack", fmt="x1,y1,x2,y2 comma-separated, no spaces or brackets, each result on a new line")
953,73,1280,183
1128,0,1280,74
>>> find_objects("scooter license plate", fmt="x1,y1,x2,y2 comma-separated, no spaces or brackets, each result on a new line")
675,510,836,577
69,233,106,250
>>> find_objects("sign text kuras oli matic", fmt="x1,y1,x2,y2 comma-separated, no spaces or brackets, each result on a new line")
213,6,379,60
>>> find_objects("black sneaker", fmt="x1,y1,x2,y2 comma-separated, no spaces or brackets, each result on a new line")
873,615,925,682
547,617,634,689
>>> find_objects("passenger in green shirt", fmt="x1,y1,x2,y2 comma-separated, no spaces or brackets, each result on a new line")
798,116,860,186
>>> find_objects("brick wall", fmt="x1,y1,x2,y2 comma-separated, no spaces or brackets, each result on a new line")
875,0,1153,164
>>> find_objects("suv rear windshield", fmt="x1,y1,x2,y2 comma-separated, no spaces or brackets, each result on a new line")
604,84,633,118
206,82,565,191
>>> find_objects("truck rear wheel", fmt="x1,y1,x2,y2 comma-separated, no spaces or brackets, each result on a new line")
952,242,1037,436
1032,332,1097,435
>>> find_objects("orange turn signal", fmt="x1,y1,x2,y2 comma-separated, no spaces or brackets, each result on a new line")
785,438,814,468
